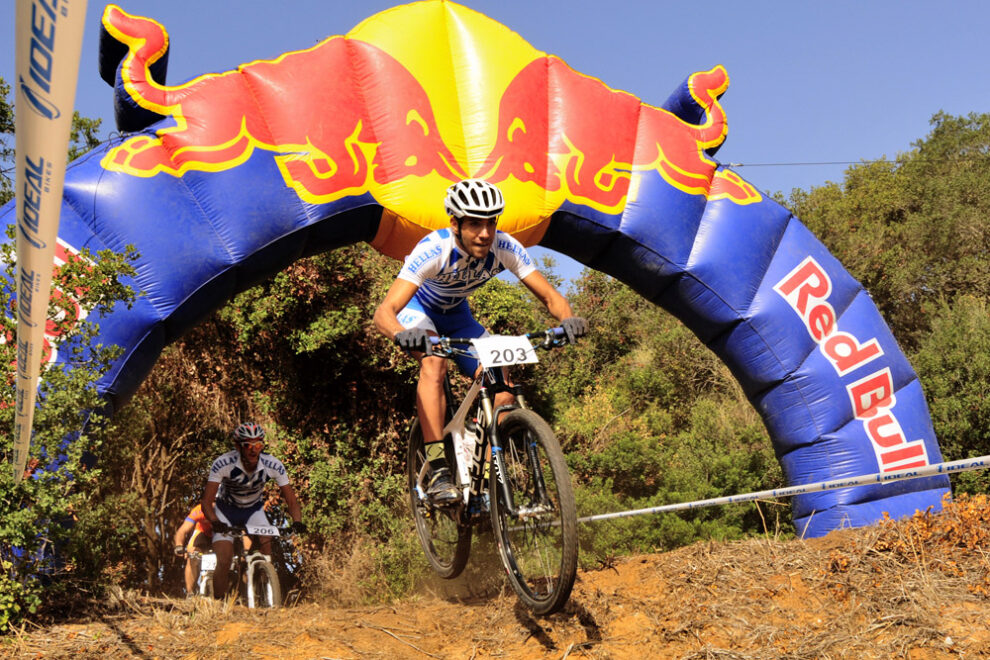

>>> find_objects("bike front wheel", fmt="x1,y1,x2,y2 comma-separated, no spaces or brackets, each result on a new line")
407,419,471,578
490,409,578,615
247,559,282,609
198,571,215,598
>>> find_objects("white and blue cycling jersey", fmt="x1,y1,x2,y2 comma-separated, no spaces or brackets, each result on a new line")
397,228,537,312
208,450,290,508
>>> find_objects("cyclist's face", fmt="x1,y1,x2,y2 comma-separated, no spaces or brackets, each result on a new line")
237,439,264,467
452,216,497,259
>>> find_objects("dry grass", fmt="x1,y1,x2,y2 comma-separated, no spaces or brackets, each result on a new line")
3,494,989,659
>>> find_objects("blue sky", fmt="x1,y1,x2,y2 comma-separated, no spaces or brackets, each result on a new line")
5,1,988,282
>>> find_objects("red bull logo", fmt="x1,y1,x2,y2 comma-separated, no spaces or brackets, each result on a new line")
774,257,930,472
100,4,761,245
477,60,760,211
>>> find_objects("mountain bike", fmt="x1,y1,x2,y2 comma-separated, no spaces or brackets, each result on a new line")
406,328,578,615
194,524,283,609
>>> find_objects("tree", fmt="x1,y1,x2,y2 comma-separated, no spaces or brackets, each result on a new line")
911,295,990,492
0,223,137,630
0,77,13,206
788,112,990,351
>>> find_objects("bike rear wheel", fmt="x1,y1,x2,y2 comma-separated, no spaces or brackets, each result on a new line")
248,559,282,609
490,409,578,615
407,419,471,578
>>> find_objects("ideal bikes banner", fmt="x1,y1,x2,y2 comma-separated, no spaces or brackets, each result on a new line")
12,0,88,481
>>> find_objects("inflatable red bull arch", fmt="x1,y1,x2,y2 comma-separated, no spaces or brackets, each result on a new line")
1,1,949,536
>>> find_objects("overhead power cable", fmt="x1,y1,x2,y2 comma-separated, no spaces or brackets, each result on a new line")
726,154,989,168
726,161,863,168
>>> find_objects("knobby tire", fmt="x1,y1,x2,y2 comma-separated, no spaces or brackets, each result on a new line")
407,419,471,578
490,409,578,615
248,559,282,609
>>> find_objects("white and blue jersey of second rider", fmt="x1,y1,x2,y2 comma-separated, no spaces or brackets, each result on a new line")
207,450,289,539
209,450,289,507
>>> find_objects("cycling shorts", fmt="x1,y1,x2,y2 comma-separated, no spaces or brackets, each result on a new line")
397,297,487,376
213,500,269,544
186,528,212,554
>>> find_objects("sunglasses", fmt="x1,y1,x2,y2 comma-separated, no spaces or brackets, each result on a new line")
238,440,264,449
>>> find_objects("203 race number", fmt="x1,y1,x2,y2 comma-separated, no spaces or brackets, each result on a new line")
472,335,538,369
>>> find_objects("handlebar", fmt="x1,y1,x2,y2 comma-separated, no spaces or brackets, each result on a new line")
428,327,569,358
213,523,283,538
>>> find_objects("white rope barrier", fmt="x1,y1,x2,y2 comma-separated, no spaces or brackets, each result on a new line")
577,455,990,524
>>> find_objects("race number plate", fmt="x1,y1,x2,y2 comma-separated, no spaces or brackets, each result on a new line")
472,335,538,369
246,524,279,536
200,553,217,571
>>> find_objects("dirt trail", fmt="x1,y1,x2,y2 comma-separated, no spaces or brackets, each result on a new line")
6,497,990,659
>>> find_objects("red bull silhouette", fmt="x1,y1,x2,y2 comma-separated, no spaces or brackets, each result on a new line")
478,59,760,211
100,5,757,220
100,5,465,204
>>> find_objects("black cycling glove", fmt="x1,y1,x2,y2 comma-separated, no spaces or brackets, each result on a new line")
291,520,308,535
211,520,231,534
561,316,588,344
395,328,431,354
174,545,186,558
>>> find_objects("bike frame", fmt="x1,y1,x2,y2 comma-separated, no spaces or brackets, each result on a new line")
414,332,558,519
195,526,280,602
407,327,578,615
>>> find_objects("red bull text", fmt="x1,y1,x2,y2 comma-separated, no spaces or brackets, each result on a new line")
774,257,930,472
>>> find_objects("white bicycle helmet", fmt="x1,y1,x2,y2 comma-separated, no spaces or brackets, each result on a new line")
444,179,504,220
233,422,265,442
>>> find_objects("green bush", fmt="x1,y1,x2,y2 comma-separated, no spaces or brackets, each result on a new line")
0,227,137,627
912,296,990,493
0,564,40,634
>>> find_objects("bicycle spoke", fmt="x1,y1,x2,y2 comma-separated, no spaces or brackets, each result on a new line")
491,409,577,615
408,421,471,578
505,437,563,590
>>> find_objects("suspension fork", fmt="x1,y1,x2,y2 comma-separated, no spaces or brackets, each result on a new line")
463,372,546,517
490,398,551,518
490,403,554,515
506,380,552,504
526,435,551,505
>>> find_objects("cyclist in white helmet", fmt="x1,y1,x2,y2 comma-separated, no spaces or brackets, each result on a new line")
374,179,587,504
201,422,307,599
